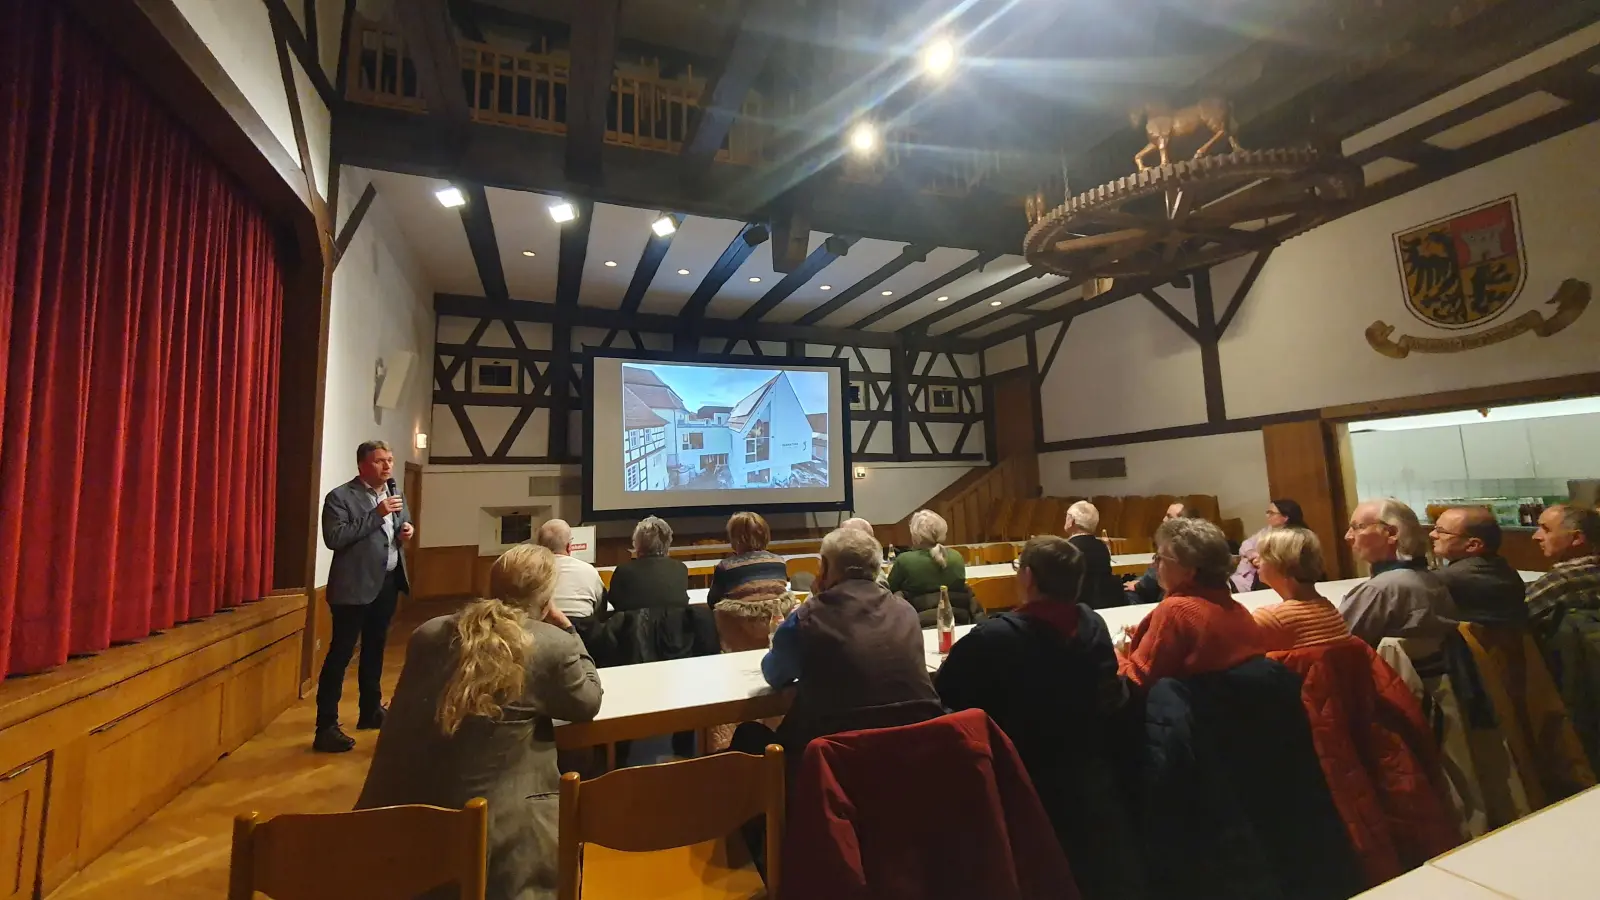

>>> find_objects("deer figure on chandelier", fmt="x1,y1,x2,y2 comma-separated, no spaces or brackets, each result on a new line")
1131,97,1243,171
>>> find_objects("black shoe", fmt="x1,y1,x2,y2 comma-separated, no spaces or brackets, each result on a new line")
357,706,387,730
313,725,356,753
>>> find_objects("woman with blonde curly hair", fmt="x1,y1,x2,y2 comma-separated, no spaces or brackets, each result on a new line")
356,543,602,899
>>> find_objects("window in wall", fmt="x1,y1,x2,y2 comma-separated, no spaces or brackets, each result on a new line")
747,469,770,484
683,432,704,450
745,420,770,463
500,513,533,545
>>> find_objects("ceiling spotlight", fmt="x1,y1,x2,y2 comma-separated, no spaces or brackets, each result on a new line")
922,37,956,76
521,250,535,257
651,216,677,237
749,276,762,283
937,295,950,302
819,284,832,291
881,290,894,296
989,299,1003,306
435,186,466,208
677,268,690,275
548,201,576,223
849,122,878,154
604,260,618,267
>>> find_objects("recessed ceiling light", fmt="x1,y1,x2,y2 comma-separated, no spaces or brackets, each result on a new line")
989,299,1003,306
521,250,535,257
936,295,950,302
819,284,832,291
749,276,762,283
548,201,576,223
651,216,677,237
880,290,893,297
677,268,690,275
604,260,618,267
923,38,956,77
849,122,878,154
434,186,466,208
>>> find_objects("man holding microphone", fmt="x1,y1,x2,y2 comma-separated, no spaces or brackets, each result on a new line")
315,440,414,752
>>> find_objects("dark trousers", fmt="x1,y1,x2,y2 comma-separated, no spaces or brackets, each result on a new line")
315,568,401,728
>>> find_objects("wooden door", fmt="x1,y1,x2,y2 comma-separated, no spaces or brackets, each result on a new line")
989,367,1039,491
1263,420,1356,579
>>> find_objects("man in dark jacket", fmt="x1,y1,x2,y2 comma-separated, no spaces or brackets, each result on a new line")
1063,501,1126,609
1430,506,1528,626
937,536,1144,899
1125,503,1199,605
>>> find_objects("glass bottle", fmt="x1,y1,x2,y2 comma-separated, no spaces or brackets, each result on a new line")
937,585,955,655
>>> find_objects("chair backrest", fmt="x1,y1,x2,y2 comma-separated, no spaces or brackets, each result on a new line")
599,568,613,588
981,542,1018,565
971,576,1019,613
229,799,488,900
986,497,1016,543
786,555,821,581
558,745,785,900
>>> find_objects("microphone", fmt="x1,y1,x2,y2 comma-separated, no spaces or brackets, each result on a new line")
386,478,399,519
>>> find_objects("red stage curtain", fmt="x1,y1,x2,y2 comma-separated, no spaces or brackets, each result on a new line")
0,2,284,678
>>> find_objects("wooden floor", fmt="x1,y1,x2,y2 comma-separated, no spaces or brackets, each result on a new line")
48,599,446,900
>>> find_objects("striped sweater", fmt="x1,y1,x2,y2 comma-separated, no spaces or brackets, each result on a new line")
706,549,790,608
1252,598,1352,651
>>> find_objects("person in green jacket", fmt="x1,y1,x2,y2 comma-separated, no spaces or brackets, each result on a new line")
889,509,982,625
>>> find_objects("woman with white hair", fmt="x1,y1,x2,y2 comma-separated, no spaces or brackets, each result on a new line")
604,514,690,612
1063,500,1124,609
357,543,602,899
888,508,984,625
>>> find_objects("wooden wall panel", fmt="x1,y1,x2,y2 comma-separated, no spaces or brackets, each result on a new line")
1263,420,1355,579
0,759,45,900
410,545,480,599
221,636,300,753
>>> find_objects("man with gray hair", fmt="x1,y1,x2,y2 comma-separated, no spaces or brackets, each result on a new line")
1339,498,1458,649
736,527,942,763
1527,504,1600,626
536,518,605,622
840,516,875,536
1064,500,1122,609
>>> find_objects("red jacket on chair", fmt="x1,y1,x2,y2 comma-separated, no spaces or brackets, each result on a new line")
780,709,1080,900
1270,637,1463,887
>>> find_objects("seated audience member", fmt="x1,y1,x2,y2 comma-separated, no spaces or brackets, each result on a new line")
1232,498,1307,592
357,544,602,899
604,515,689,612
1527,504,1600,628
1119,517,1269,688
1124,502,1199,604
1251,527,1351,651
841,516,890,586
707,511,791,644
535,518,604,625
936,537,1145,900
1431,506,1528,626
889,508,984,625
1339,499,1459,646
1063,500,1126,609
735,527,943,763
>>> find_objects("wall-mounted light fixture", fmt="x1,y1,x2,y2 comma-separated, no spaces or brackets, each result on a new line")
415,433,429,450
854,466,867,480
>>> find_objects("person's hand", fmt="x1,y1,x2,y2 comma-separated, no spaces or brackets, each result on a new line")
1243,549,1260,566
379,496,403,515
1123,580,1138,592
399,522,415,541
544,605,573,630
1114,624,1137,655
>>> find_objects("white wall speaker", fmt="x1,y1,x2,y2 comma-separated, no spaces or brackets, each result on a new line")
374,350,415,409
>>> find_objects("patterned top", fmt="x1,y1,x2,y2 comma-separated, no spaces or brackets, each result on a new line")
1526,555,1600,624
1252,598,1352,651
707,549,789,609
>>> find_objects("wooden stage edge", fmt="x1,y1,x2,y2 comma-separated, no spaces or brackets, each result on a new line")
0,590,308,897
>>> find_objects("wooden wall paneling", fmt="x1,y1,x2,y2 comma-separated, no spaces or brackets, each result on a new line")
220,635,301,753
1263,420,1354,579
306,586,331,697
409,545,481,599
0,758,46,900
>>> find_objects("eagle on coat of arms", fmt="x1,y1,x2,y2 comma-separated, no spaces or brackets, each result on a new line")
1393,197,1524,329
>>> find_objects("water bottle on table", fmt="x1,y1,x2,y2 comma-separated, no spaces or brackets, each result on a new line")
936,585,954,655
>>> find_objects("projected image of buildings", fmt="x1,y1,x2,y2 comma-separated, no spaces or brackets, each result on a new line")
621,364,830,492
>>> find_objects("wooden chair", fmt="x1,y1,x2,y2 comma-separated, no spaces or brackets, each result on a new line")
786,555,821,584
1090,496,1123,541
986,497,1016,543
229,799,488,900
1031,497,1064,538
599,569,613,589
559,744,785,900
981,542,1018,565
971,576,1020,613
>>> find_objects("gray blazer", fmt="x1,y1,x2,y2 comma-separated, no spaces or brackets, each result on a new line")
321,477,412,606
356,614,603,900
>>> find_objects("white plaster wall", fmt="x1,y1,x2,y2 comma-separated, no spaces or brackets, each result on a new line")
984,336,1029,374
316,169,436,584
1039,430,1270,525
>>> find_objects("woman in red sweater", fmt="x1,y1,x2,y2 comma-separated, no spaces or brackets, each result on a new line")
1119,517,1268,687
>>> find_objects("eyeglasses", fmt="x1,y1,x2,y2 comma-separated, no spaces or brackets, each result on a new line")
1010,558,1021,572
1430,527,1469,538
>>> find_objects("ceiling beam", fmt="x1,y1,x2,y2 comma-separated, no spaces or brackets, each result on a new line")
942,277,1080,337
850,253,999,330
740,235,857,321
459,183,509,302
1141,289,1199,342
565,0,620,184
796,243,931,325
555,199,594,306
435,293,980,352
261,0,336,109
681,222,769,320
908,267,1047,334
618,213,679,314
681,0,782,173
978,274,1177,347
393,0,469,127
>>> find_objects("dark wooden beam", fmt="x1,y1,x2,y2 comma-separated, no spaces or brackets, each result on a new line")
549,322,574,459
851,253,999,330
1039,318,1072,381
459,183,510,301
978,274,1169,347
333,181,377,263
1194,270,1225,424
910,267,1046,334
555,199,594,306
619,213,678,314
1218,247,1273,337
448,0,486,41
891,345,911,458
944,276,1080,337
303,0,318,60
1141,289,1200,342
796,244,931,326
435,292,982,353
267,0,322,224
333,0,356,95
564,0,621,184
1038,409,1317,454
682,223,768,320
681,0,782,173
261,0,337,109
393,0,470,126
740,235,857,321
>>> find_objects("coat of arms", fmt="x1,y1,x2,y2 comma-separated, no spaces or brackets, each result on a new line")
1366,194,1589,358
